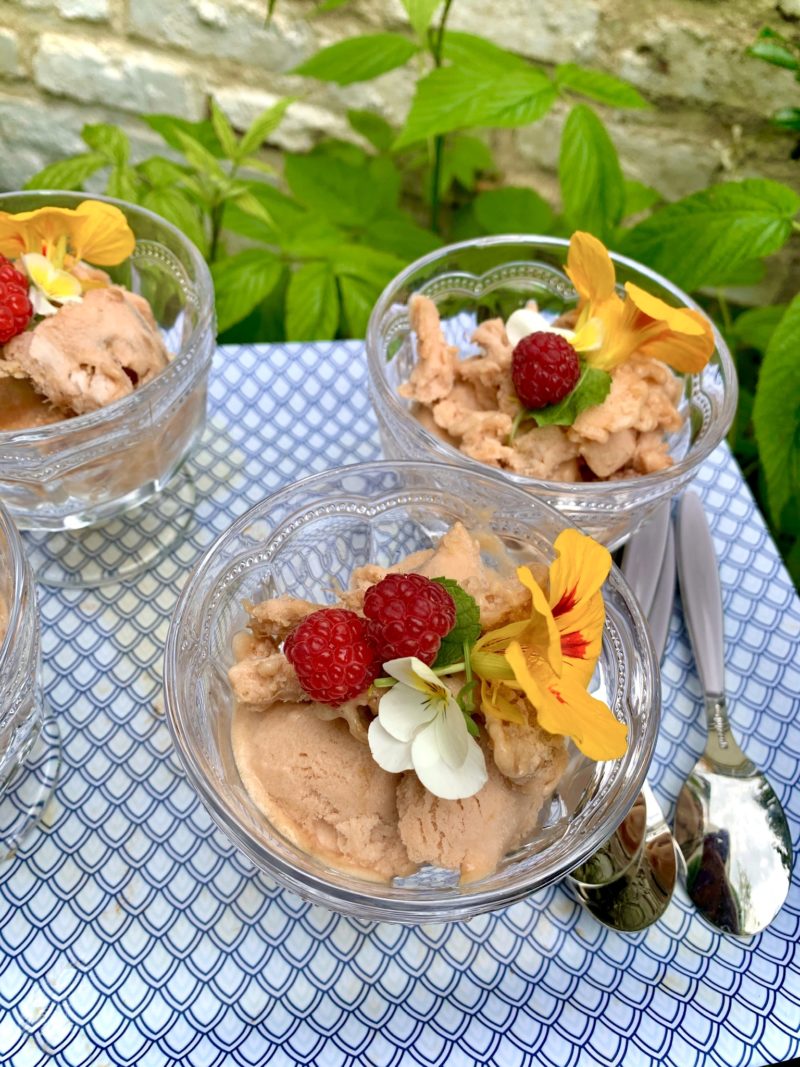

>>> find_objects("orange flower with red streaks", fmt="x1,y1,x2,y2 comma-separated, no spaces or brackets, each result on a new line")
470,529,627,761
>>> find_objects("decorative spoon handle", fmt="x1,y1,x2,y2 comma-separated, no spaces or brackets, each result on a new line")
676,492,725,698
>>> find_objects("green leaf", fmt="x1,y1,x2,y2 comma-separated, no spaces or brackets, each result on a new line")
315,0,350,10
279,216,347,259
753,295,800,529
732,305,787,352
703,257,765,288
228,186,274,227
286,261,339,340
142,188,208,255
223,179,303,241
137,156,190,189
293,34,419,85
23,152,107,190
401,0,441,38
284,149,388,226
773,107,800,131
438,133,494,194
473,186,554,234
620,179,800,292
211,249,283,333
142,114,223,157
367,217,441,259
238,96,295,158
526,365,612,428
347,109,396,152
106,165,140,201
440,31,530,73
559,104,625,241
333,244,406,287
396,65,556,146
338,273,376,337
210,98,239,160
82,123,130,166
431,578,481,668
747,29,799,72
174,130,229,184
555,63,649,109
623,178,661,217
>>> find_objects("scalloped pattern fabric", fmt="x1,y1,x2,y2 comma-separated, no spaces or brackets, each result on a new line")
0,342,798,1067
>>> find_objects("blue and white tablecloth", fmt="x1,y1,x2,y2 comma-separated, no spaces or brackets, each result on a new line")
0,342,798,1067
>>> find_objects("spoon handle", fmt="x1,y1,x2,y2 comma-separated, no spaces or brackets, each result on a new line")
676,492,725,697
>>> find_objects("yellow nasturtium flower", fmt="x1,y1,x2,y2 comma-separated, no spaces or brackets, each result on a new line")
566,231,715,374
0,200,134,268
470,529,628,762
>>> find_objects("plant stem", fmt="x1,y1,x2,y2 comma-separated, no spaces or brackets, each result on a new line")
429,0,455,233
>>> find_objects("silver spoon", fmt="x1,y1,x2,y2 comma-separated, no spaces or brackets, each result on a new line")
674,492,793,937
567,505,679,931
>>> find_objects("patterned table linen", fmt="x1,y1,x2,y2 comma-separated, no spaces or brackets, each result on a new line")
0,341,798,1067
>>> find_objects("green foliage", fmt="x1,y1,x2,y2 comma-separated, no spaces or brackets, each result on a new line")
559,104,625,242
514,366,612,433
431,578,481,669
21,7,800,579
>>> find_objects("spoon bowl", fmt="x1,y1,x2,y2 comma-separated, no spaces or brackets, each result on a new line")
674,492,793,936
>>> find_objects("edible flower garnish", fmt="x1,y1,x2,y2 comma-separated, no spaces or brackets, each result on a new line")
470,529,627,761
368,657,488,800
565,231,714,373
21,253,82,317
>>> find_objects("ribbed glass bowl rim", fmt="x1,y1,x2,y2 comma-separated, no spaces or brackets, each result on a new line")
366,234,738,498
0,189,214,444
0,501,28,669
163,459,660,919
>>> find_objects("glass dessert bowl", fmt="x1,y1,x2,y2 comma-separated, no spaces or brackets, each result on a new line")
164,461,660,923
0,499,60,860
366,236,737,549
0,191,215,584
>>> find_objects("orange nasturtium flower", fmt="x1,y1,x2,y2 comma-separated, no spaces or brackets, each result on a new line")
0,200,134,268
470,528,628,762
566,231,715,374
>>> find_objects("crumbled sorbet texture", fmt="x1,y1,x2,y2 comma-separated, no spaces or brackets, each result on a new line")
229,523,570,883
0,286,169,431
401,294,683,482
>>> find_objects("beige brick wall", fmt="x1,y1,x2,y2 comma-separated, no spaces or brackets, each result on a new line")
0,0,797,216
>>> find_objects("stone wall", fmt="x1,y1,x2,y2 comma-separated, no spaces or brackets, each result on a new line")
1,0,798,229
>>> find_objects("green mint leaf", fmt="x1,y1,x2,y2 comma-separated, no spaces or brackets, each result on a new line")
555,63,650,109
24,152,107,191
293,34,419,85
559,104,625,242
285,260,340,340
473,186,554,234
620,179,800,293
528,365,612,428
211,250,283,333
431,578,481,669
753,294,800,529
396,65,555,147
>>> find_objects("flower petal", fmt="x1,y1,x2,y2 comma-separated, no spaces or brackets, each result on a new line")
549,529,611,617
624,283,706,335
72,201,135,266
378,682,438,742
411,721,488,800
515,566,561,674
383,656,444,695
368,718,415,773
438,697,470,768
566,231,617,305
505,641,627,761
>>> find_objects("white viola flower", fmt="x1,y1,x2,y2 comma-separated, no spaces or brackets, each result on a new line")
368,657,487,801
506,307,603,353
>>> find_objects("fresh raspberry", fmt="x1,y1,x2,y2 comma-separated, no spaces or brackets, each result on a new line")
0,280,33,344
0,257,28,291
363,573,456,666
284,607,380,706
511,332,581,410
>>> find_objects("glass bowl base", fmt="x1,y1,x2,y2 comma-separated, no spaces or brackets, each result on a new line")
24,466,197,589
0,711,61,864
